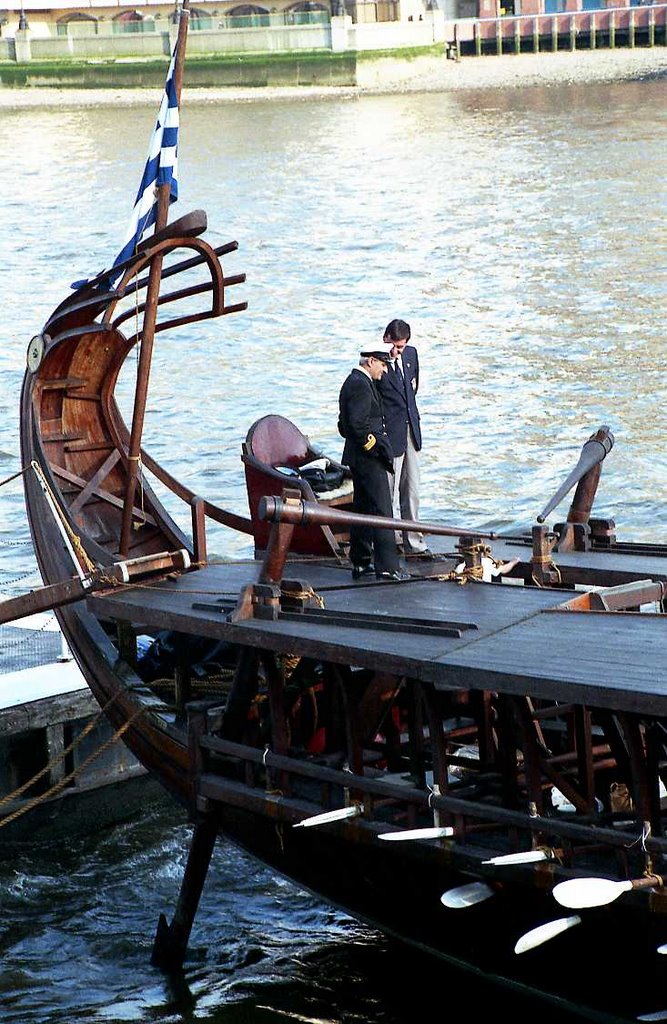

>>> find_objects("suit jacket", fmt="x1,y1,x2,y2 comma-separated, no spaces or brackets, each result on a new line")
338,368,391,469
377,344,422,456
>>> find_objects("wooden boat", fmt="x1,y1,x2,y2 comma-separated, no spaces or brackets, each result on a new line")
4,6,667,1019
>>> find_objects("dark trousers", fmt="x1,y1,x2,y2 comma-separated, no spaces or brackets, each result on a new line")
349,455,399,574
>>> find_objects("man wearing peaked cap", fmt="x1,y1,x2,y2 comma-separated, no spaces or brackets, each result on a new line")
359,350,391,362
337,352,409,582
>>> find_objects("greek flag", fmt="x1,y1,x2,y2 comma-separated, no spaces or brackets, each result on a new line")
71,48,180,291
109,47,180,278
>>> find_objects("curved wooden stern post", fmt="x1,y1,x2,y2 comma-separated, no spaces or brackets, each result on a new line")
119,0,190,558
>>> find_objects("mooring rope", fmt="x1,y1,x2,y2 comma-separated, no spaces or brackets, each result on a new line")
0,465,35,551
0,614,57,651
0,466,31,490
0,708,150,830
0,686,130,810
0,688,172,828
30,460,96,575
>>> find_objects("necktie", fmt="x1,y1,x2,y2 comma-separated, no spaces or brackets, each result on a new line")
395,357,404,380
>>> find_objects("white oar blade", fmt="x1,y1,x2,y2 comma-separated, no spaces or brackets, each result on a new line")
637,1012,667,1021
293,806,360,829
552,877,632,909
482,850,549,866
657,943,667,955
514,915,581,955
379,827,454,842
440,881,495,909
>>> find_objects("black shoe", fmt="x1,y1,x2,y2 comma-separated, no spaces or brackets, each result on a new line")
376,570,411,582
352,564,375,580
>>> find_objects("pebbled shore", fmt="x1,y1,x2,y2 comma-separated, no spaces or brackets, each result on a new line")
0,47,665,107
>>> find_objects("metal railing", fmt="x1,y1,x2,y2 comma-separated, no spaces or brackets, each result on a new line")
54,10,331,38
448,2,667,55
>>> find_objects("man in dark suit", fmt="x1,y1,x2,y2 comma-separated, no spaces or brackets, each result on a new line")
338,351,409,581
377,318,429,556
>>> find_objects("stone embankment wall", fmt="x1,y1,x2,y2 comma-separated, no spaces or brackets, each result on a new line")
0,47,665,103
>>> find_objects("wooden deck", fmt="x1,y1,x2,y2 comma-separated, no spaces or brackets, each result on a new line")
88,544,667,717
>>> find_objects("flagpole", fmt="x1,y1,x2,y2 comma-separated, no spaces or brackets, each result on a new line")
119,0,190,558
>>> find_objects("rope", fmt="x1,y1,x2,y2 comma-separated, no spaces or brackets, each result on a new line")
531,560,562,587
0,677,172,810
0,687,129,810
0,706,148,830
453,565,484,585
0,466,31,489
129,287,147,533
0,614,57,651
148,671,234,692
1,570,40,586
0,680,175,830
426,566,484,586
282,585,325,609
277,588,323,679
431,541,490,586
127,455,146,532
30,460,96,575
280,654,301,679
0,466,36,552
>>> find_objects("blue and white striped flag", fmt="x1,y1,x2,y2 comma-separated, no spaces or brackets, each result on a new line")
71,48,180,291
109,47,180,279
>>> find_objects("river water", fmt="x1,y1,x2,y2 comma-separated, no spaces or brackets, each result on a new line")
0,77,665,1022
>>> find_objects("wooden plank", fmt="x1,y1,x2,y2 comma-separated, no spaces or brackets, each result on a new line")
51,463,157,526
436,611,667,714
0,690,97,737
43,432,86,443
41,377,87,391
86,560,667,715
70,449,121,516
65,440,114,453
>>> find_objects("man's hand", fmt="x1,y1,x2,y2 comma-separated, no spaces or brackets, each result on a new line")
375,435,394,473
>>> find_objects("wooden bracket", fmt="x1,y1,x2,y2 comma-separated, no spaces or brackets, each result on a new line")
589,517,617,548
554,520,590,553
531,525,561,585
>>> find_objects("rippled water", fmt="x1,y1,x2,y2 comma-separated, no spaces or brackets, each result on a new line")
0,801,593,1024
0,78,665,1022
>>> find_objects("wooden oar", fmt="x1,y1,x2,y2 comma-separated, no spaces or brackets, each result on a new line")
514,916,581,955
440,881,495,909
378,826,454,842
0,549,191,626
293,806,361,829
482,850,550,866
552,874,664,909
